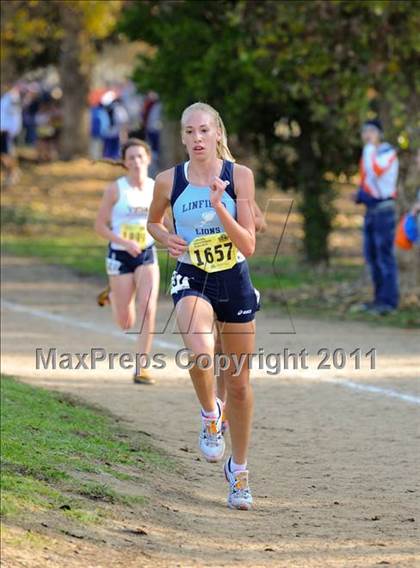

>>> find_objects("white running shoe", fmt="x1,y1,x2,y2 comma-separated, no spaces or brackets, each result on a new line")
199,398,225,463
224,457,253,510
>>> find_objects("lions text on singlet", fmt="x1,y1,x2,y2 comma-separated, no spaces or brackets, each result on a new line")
170,160,245,267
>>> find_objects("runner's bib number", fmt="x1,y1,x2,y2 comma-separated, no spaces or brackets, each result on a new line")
189,233,237,273
120,224,146,249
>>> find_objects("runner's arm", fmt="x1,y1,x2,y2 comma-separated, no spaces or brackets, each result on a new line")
163,214,174,232
254,202,267,233
94,182,130,248
211,165,256,257
147,169,187,257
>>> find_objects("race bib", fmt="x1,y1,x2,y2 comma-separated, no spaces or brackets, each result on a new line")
120,224,146,249
189,233,237,273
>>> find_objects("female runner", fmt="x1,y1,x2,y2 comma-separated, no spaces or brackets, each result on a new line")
216,203,265,432
147,102,259,510
95,138,159,385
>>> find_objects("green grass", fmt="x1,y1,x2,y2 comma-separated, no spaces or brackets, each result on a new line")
2,234,106,277
2,234,178,293
265,297,420,328
1,233,357,290
247,255,360,290
344,305,420,328
3,233,418,328
1,375,172,524
78,482,146,506
1,205,52,227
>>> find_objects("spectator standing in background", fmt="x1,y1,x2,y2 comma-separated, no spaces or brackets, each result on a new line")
353,119,399,315
21,83,40,146
35,96,57,162
120,81,142,133
142,91,162,175
395,194,420,250
0,83,22,187
90,102,107,160
101,92,129,160
396,148,420,250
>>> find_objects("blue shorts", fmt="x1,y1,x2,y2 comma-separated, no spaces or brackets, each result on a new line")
106,245,157,276
170,261,261,323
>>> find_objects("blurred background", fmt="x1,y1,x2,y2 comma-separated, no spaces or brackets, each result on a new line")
1,0,419,326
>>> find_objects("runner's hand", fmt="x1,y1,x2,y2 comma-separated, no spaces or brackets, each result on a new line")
167,234,187,258
124,240,142,257
210,177,230,208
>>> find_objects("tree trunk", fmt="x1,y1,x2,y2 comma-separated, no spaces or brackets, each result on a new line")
297,119,334,265
1,2,18,87
160,115,185,170
57,3,91,160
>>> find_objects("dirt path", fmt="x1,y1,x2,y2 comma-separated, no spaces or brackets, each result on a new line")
1,255,419,568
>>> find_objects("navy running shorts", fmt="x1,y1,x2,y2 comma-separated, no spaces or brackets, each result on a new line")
106,245,157,276
170,260,261,323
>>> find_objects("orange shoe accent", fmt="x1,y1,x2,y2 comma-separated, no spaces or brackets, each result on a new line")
133,369,155,385
97,286,110,307
207,420,218,435
234,472,248,491
221,406,229,434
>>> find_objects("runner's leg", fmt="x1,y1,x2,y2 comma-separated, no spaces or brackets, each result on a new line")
133,261,160,367
109,274,136,330
218,320,255,465
175,295,217,413
215,330,227,402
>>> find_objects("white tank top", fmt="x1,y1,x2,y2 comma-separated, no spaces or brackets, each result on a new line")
110,176,155,251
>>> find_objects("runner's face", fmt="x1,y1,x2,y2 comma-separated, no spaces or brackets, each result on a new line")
182,111,221,160
361,126,381,145
124,145,150,176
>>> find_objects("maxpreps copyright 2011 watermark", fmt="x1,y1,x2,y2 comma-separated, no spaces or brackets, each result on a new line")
35,347,377,376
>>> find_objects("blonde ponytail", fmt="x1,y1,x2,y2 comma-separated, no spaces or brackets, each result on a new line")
181,102,235,162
